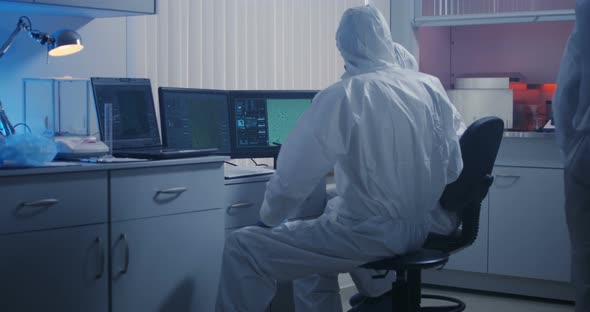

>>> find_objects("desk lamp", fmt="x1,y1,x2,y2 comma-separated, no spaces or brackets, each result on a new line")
0,16,83,136
0,16,84,59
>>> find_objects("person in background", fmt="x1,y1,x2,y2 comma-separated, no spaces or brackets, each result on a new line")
215,5,463,312
554,1,590,311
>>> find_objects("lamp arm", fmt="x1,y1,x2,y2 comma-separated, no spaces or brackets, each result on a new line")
0,16,55,60
0,18,28,59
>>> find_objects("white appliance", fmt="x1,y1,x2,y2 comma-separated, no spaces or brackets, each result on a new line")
54,136,109,159
446,89,513,129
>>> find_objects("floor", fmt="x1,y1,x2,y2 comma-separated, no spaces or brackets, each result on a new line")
340,286,575,312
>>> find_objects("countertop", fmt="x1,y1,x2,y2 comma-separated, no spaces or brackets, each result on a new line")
503,131,555,139
0,156,229,177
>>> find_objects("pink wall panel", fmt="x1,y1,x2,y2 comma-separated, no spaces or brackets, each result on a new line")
449,21,574,84
419,21,574,87
418,27,452,88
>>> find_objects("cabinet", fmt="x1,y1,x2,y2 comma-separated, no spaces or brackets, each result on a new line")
111,210,224,312
0,0,155,17
0,157,228,312
35,0,154,14
0,224,108,312
414,0,575,26
488,166,570,282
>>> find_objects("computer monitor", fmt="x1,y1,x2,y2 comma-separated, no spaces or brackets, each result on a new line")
158,87,231,154
229,90,318,158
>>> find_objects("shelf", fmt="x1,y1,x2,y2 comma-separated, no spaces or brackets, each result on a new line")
414,9,575,27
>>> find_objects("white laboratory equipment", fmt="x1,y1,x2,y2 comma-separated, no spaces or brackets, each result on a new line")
24,77,107,158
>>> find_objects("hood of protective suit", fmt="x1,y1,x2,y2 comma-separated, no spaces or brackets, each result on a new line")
337,5,416,78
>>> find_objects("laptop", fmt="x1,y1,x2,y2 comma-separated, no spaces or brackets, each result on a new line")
91,77,217,159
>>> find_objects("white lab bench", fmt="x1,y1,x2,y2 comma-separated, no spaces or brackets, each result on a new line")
0,156,227,312
423,132,574,301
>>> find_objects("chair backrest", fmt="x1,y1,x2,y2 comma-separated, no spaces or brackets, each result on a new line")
425,117,504,253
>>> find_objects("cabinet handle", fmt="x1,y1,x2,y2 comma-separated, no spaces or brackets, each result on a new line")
96,237,105,279
20,199,59,208
119,234,130,275
227,202,254,213
494,175,521,187
156,187,188,195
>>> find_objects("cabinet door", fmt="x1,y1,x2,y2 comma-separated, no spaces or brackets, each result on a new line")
111,209,224,312
0,224,108,312
489,166,570,282
444,196,489,273
35,0,155,13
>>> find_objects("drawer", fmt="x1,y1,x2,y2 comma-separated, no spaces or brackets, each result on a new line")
111,163,225,221
224,178,327,229
225,182,267,229
0,172,107,235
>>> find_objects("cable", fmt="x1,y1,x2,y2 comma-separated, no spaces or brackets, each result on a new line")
224,161,238,167
13,123,32,133
250,158,269,167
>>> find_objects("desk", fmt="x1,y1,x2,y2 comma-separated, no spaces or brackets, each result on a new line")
0,156,227,312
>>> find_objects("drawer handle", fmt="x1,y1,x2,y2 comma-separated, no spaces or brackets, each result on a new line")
96,237,105,279
119,234,130,275
156,187,188,195
494,175,521,187
227,202,255,213
20,199,60,208
496,175,521,180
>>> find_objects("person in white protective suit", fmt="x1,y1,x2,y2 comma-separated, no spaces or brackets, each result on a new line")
215,5,463,312
554,1,590,311
343,42,464,311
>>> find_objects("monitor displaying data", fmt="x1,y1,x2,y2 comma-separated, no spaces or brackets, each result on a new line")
158,88,231,154
230,91,317,157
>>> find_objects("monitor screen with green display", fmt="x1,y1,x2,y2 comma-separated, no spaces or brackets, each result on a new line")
230,91,318,158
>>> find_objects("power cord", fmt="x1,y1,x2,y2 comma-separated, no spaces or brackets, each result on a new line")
250,158,269,167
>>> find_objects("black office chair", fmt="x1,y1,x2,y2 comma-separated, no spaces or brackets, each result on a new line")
355,117,504,312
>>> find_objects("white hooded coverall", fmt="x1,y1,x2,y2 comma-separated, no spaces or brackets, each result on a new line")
215,5,463,312
554,1,590,311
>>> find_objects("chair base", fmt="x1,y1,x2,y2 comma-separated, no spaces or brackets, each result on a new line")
420,294,465,312
347,293,465,312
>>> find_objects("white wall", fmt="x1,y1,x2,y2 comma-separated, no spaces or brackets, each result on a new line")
390,0,419,63
126,0,365,93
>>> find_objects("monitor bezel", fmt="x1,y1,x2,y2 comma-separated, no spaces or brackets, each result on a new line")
158,87,233,156
228,90,319,159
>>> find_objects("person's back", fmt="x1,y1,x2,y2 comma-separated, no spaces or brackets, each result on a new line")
330,68,461,223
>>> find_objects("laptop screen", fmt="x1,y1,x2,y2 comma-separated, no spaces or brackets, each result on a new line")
158,87,231,154
91,77,161,149
229,90,318,158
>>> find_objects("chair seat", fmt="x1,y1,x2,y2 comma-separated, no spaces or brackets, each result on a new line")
361,248,450,271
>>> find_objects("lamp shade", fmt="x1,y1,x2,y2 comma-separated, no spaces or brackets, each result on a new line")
48,30,84,57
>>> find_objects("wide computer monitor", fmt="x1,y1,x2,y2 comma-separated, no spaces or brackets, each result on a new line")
229,90,318,158
158,87,231,154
